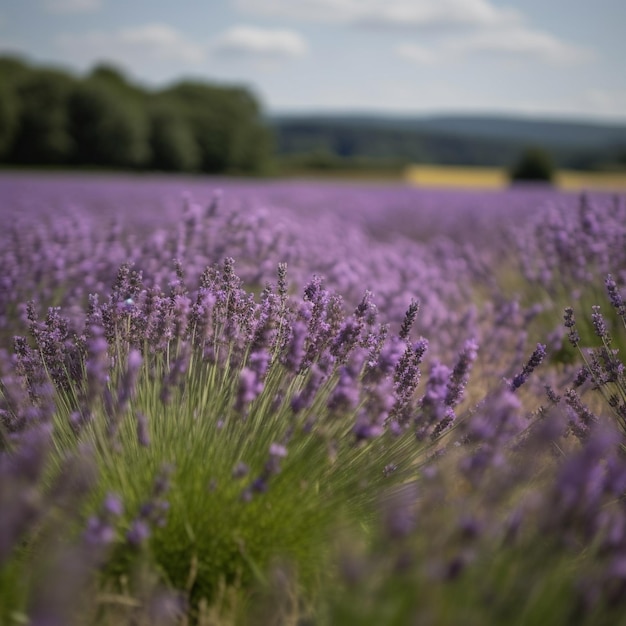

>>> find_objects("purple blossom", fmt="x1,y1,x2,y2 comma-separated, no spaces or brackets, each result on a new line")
269,442,288,458
605,274,626,320
84,492,123,548
236,367,264,411
328,365,361,412
591,305,610,343
127,518,151,547
445,338,478,408
510,343,547,391
399,299,420,341
232,461,249,478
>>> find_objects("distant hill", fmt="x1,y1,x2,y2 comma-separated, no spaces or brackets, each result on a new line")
268,113,626,169
405,115,626,149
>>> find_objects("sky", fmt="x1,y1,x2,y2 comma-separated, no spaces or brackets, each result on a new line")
1,0,625,122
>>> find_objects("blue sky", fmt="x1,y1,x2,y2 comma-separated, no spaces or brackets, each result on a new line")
1,0,625,121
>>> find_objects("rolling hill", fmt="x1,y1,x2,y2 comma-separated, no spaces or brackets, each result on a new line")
268,113,626,169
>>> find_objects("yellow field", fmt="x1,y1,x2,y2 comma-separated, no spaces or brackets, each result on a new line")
555,170,626,191
404,165,626,192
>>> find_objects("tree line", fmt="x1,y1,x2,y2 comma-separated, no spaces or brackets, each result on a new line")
0,56,272,174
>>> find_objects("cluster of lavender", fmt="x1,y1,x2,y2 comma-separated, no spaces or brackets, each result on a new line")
3,173,604,359
516,194,626,292
555,274,626,439
512,193,626,356
320,407,626,626
1,172,626,624
1,238,489,619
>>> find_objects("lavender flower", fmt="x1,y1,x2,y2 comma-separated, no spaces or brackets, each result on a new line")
84,492,123,548
510,343,547,391
563,388,599,441
564,307,580,347
416,361,452,440
591,305,611,344
232,461,249,479
127,465,173,548
390,338,428,424
127,518,152,547
236,367,264,412
606,274,626,321
399,299,420,341
445,338,478,408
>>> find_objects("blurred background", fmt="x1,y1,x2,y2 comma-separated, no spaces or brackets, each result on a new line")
1,0,625,188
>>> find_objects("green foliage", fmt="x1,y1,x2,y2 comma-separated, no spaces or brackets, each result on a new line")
278,152,407,176
46,339,425,611
319,536,618,626
162,82,272,174
0,55,31,88
510,147,555,183
0,55,273,174
147,101,200,172
0,82,18,159
67,79,150,168
11,69,75,165
0,56,29,160
88,63,135,94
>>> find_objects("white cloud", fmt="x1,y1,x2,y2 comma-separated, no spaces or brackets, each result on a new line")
394,43,435,65
56,23,207,66
396,25,594,67
212,25,307,58
235,0,522,29
583,89,626,118
44,0,102,13
118,24,206,62
239,0,592,67
445,26,595,64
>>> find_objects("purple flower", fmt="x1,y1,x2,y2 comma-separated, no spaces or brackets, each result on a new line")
445,338,478,408
510,343,547,391
606,274,626,320
591,305,610,343
269,443,288,458
236,367,264,411
328,365,361,412
83,492,123,548
232,461,249,478
103,493,124,517
353,418,384,441
564,307,580,347
399,299,420,341
127,519,151,547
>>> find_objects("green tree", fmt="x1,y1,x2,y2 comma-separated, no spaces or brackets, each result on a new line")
163,82,231,172
11,69,75,164
89,63,130,89
162,82,272,174
0,56,31,89
89,63,147,104
224,87,273,173
510,146,555,183
0,54,272,173
0,83,18,159
148,100,200,172
68,79,150,168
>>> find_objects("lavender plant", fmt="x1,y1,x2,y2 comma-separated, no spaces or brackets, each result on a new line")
558,275,626,440
5,253,481,619
2,172,626,625
511,193,626,361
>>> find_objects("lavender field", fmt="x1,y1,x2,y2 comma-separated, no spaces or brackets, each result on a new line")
1,171,626,625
